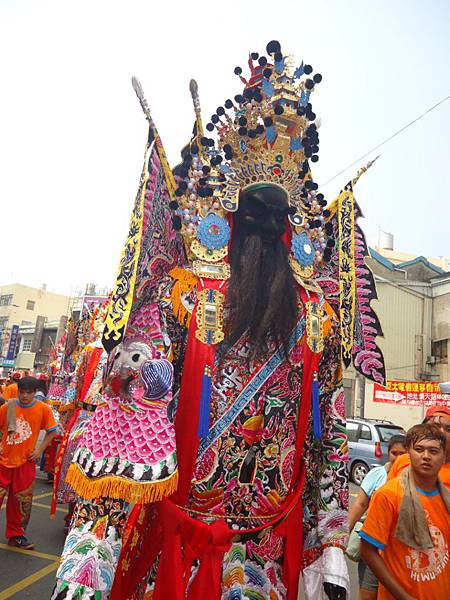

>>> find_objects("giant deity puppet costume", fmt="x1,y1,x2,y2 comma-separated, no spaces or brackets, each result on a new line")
48,302,109,526
53,41,385,600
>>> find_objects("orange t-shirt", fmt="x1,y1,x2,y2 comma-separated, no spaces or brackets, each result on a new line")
2,383,18,400
0,399,57,468
360,478,450,600
389,453,450,487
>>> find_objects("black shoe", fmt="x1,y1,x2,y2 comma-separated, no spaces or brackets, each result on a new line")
8,535,34,550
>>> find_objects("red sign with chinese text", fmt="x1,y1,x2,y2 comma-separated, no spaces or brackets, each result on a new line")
373,380,450,407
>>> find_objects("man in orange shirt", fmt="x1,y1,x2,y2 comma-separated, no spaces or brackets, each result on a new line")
0,376,57,549
359,423,450,600
388,406,450,487
1,372,21,401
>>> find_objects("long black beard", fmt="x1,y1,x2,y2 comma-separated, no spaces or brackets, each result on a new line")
225,229,299,357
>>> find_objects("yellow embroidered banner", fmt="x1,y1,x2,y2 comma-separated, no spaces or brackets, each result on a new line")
102,145,149,352
337,186,356,367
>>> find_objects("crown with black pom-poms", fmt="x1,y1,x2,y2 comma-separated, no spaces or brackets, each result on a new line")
168,41,334,265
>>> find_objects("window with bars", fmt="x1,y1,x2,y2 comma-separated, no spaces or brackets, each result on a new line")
0,294,13,306
22,339,33,351
26,300,35,310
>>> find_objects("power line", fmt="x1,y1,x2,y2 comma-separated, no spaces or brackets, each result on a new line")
386,364,419,372
386,363,443,373
320,94,450,189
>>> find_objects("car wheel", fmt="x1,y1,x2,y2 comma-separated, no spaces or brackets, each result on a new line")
351,461,369,486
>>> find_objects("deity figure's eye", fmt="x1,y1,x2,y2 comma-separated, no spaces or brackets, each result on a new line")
132,353,140,363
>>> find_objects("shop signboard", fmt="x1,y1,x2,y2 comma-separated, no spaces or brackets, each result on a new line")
373,380,449,407
6,325,19,361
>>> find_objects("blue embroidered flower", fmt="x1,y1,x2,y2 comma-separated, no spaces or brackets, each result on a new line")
292,233,314,266
197,213,230,250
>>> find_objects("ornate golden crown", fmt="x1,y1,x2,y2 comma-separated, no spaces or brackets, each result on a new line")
170,40,333,269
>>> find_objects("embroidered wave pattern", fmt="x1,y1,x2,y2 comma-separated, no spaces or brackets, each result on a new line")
221,544,287,600
52,497,128,600
352,201,386,385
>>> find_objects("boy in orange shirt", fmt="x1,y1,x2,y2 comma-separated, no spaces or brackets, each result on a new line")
0,376,57,549
360,423,450,600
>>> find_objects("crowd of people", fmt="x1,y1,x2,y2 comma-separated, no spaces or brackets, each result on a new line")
0,300,106,548
348,405,450,599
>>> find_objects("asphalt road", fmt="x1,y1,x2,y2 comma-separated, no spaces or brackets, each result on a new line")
0,473,360,599
0,472,66,599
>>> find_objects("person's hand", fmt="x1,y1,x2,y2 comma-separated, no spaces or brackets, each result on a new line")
28,448,41,462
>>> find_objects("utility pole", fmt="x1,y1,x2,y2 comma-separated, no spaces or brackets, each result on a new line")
354,373,366,417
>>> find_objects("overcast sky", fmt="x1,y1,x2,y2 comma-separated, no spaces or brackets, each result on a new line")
1,0,449,296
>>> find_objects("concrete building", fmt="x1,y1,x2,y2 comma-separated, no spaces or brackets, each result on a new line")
344,245,450,430
430,272,450,382
0,283,71,371
0,283,70,329
4,283,110,374
14,319,64,373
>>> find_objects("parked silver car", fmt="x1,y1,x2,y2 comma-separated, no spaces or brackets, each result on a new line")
347,417,406,485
